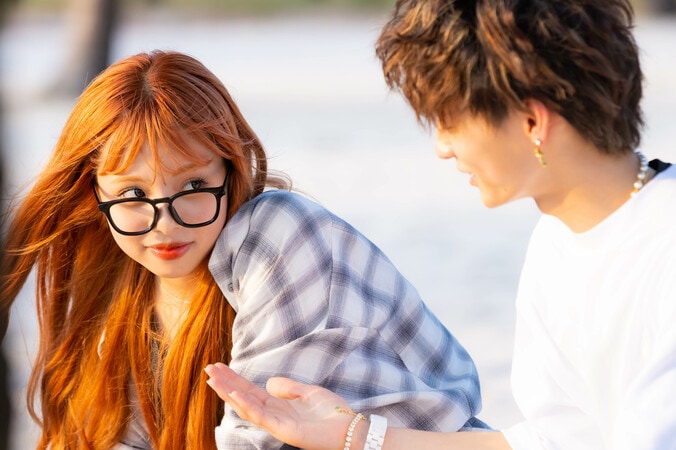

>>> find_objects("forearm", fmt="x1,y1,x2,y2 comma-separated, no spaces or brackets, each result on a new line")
349,426,510,450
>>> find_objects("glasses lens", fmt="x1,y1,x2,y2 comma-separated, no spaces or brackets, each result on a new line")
172,191,219,225
108,201,155,234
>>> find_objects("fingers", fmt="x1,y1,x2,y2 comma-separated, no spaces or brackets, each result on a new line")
204,364,297,412
205,364,311,403
206,363,259,395
204,363,269,423
265,376,308,400
204,365,348,449
225,390,268,424
267,376,348,410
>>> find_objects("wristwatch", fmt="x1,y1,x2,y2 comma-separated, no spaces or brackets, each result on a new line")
364,414,387,450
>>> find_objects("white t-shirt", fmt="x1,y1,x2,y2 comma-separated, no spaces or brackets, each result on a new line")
503,164,676,449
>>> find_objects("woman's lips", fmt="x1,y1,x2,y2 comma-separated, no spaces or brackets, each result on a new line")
150,243,191,260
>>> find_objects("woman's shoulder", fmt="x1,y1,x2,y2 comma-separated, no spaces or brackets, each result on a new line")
245,189,323,211
209,191,335,285
217,190,342,254
234,190,335,227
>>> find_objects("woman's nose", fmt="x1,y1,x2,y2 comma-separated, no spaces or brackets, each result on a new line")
154,203,180,232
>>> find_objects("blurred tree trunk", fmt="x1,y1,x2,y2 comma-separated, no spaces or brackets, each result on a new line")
0,0,16,444
653,0,676,13
0,97,9,450
52,0,120,95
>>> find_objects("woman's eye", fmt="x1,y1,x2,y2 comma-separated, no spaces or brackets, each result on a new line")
120,187,146,199
184,178,206,191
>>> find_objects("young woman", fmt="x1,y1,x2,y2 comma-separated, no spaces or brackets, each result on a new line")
0,51,487,449
205,0,676,449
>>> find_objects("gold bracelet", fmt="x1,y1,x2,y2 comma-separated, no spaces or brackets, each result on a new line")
335,406,357,415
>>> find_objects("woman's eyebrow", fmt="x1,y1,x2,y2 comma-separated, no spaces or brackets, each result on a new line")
97,174,148,185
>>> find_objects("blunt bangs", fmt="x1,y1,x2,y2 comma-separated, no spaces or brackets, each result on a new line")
95,72,240,177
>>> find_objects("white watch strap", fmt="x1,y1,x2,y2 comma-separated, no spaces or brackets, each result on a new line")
364,414,387,450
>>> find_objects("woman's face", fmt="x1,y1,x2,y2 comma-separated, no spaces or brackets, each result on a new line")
95,141,228,284
435,109,544,208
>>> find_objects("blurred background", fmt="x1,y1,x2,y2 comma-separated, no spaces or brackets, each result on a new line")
1,0,675,448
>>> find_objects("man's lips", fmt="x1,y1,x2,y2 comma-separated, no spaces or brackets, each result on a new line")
457,166,476,186
149,243,191,260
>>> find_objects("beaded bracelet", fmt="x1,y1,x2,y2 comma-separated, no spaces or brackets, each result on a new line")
342,412,366,449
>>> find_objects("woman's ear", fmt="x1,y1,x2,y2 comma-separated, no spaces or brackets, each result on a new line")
523,98,552,144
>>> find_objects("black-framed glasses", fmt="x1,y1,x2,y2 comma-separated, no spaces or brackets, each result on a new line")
93,173,229,236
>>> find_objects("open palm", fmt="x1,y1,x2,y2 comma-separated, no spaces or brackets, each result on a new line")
205,363,356,450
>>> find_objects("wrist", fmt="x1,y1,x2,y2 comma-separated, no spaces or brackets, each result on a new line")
347,415,369,450
336,407,368,450
338,413,388,450
336,408,388,450
341,410,366,450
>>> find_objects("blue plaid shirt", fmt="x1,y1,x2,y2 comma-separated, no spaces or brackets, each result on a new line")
208,190,487,449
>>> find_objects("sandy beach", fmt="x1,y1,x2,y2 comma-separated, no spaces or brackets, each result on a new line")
1,9,675,449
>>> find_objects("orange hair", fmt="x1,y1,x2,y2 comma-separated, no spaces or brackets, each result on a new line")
1,50,288,449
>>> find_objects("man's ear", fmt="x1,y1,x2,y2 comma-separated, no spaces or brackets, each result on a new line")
523,98,552,144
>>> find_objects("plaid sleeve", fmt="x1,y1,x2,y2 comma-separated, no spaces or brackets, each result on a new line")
208,191,487,449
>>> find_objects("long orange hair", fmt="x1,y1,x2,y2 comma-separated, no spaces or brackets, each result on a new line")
0,50,288,449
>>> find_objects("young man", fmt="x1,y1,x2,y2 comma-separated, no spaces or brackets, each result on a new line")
205,1,676,449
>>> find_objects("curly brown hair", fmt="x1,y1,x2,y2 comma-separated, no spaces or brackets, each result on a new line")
376,0,644,154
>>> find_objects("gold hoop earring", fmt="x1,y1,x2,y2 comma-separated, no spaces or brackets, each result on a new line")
534,138,547,167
